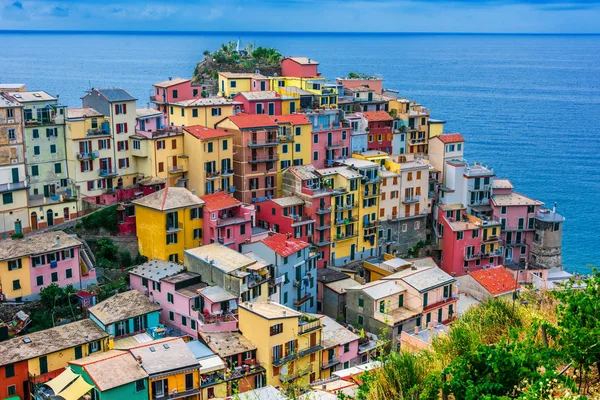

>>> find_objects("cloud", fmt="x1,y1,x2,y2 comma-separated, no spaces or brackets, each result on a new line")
12,1,23,9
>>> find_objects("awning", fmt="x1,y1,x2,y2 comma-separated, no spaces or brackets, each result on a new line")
56,376,94,400
199,355,226,374
44,367,78,394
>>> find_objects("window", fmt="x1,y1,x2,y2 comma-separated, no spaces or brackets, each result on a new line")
313,151,318,161
473,229,480,238
167,293,174,303
282,144,288,154
190,207,201,219
135,379,145,392
8,259,21,271
114,103,126,115
270,323,283,336
52,272,58,282
156,140,165,150
34,146,40,155
295,143,301,152
39,356,48,374
207,142,213,153
36,275,43,286
358,315,364,325
7,386,16,396
166,233,177,245
2,192,13,205
169,311,174,321
50,144,56,153
158,162,164,173
256,103,264,114
501,206,507,215
222,140,228,150
32,128,39,138
116,123,127,134
54,163,62,173
456,231,464,240
181,316,187,326
185,373,193,390
5,363,15,378
344,343,350,353
66,269,73,279
192,109,198,118
211,108,221,116
398,294,404,307
191,319,197,330
75,346,83,359
193,228,202,240
240,224,246,235
423,293,428,307
379,300,386,313
118,158,129,169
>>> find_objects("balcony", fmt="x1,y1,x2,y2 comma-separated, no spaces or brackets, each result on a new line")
298,344,323,358
469,185,492,192
294,293,313,307
334,232,358,241
409,137,427,145
331,187,348,195
247,273,270,289
291,215,316,227
201,371,225,388
363,220,379,229
206,170,221,180
279,135,294,143
98,169,117,177
298,317,321,334
335,202,357,211
221,168,234,176
321,355,341,369
273,353,298,367
77,151,99,160
483,234,501,242
226,362,266,381
198,311,238,327
166,222,183,232
152,126,183,137
362,176,381,185
87,127,111,136
25,116,61,126
216,214,248,227
315,238,331,247
423,294,459,313
402,195,420,204
153,388,200,399
335,216,358,226
315,206,332,214
168,165,183,174
469,198,490,206
248,138,279,147
316,224,331,231
248,154,279,163
502,224,535,232
363,190,380,198
0,181,27,193
325,142,343,149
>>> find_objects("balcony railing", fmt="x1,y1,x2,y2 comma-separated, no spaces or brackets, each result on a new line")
331,187,348,195
0,182,27,193
273,353,298,367
198,311,238,326
201,371,224,388
87,127,110,136
423,294,459,313
166,222,183,232
168,165,183,173
325,142,343,149
335,202,357,211
279,135,294,143
98,169,117,177
294,293,312,307
402,195,420,204
298,344,323,358
153,388,200,399
221,168,234,176
335,216,358,226
334,232,357,241
291,215,315,226
321,355,341,369
315,206,332,214
216,215,248,227
315,238,331,247
248,155,279,163
363,190,381,198
362,176,381,185
363,220,380,229
316,224,331,231
248,138,279,147
25,117,60,126
280,364,313,383
77,151,99,160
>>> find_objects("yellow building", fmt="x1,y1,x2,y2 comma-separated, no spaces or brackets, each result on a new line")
129,337,201,399
132,187,204,263
218,72,270,97
65,107,113,203
313,166,360,267
270,76,338,109
273,115,312,197
0,319,111,388
407,103,430,154
182,126,234,196
238,301,322,389
428,118,445,138
168,98,239,128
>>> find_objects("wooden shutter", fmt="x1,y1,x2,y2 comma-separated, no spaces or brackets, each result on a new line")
122,103,127,114
125,141,129,151
80,161,84,173
124,123,128,133
79,142,84,153
107,140,111,149
114,104,119,114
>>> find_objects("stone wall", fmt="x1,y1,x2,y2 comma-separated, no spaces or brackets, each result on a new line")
378,215,427,256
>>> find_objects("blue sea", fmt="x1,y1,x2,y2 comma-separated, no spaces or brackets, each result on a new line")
0,31,598,274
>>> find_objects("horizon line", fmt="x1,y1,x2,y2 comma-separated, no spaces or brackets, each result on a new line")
0,29,599,36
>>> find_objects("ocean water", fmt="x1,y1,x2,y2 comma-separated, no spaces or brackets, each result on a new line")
0,31,598,274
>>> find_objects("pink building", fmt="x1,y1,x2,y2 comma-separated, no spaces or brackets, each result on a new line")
196,285,239,332
316,314,361,372
0,231,96,301
281,57,320,78
336,78,384,94
135,107,165,133
302,109,350,168
117,177,166,235
233,91,283,116
151,77,207,119
255,196,315,243
490,179,542,267
200,191,253,251
129,260,206,338
362,111,393,153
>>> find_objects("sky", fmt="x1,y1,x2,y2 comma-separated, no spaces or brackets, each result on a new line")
0,0,599,33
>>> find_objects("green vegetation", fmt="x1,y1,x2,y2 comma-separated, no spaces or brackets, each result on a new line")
353,270,600,399
81,205,118,235
347,72,377,79
29,284,82,332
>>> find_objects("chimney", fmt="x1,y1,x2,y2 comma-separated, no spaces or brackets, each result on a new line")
283,310,286,316
136,355,143,366
55,234,60,248
414,326,419,334
553,202,557,213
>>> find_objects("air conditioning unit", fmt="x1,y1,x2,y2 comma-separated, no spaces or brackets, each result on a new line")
10,159,18,164
7,118,15,124
293,280,301,288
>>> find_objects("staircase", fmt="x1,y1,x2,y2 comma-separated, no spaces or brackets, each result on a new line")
71,235,96,273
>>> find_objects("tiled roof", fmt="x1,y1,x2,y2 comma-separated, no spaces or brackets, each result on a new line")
67,107,103,119
468,266,521,296
8,91,56,102
492,178,514,189
94,88,136,102
153,77,190,88
185,244,257,274
218,72,267,79
0,319,108,366
361,111,393,121
400,267,455,292
261,233,309,257
272,114,311,125
348,280,406,300
236,91,280,101
239,301,301,320
183,126,233,140
129,337,199,376
285,57,319,65
89,290,161,326
491,192,543,207
201,331,257,358
227,113,277,129
314,315,360,348
173,97,236,107
70,350,148,391
135,107,162,118
0,231,81,261
132,187,204,211
271,196,305,207
200,191,240,211
130,259,185,281
317,268,350,284
436,133,465,144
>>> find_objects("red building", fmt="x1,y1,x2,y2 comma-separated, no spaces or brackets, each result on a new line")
200,191,253,251
256,195,316,243
302,109,350,168
362,111,393,153
151,77,207,119
116,177,166,235
216,114,279,204
0,360,29,400
233,91,283,116
281,165,333,269
281,57,320,78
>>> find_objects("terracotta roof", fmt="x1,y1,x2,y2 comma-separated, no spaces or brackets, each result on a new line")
227,114,277,129
272,114,311,125
0,231,81,261
132,187,204,211
154,77,191,88
235,91,280,101
261,233,309,257
183,126,233,140
200,191,241,211
361,111,393,122
70,350,148,391
468,266,521,296
436,133,465,144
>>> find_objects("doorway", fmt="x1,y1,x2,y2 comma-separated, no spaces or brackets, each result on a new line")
46,209,54,227
30,212,38,231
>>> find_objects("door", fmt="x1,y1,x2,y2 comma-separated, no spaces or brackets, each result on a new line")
14,220,21,235
327,132,332,147
260,81,266,91
46,209,54,227
11,168,19,184
172,155,177,167
350,244,355,260
268,102,275,115
63,207,70,221
31,212,38,231
438,308,443,324
506,247,513,261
